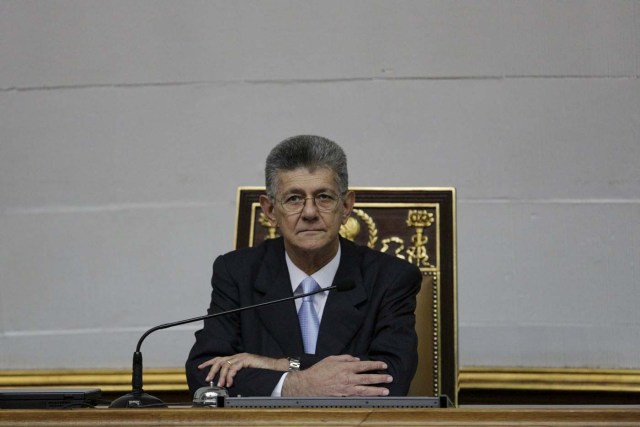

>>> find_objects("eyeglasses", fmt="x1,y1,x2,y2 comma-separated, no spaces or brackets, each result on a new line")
275,192,341,214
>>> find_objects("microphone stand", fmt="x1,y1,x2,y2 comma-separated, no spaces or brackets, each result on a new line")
109,283,349,408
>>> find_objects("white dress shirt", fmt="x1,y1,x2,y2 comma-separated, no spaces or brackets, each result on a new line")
271,246,341,396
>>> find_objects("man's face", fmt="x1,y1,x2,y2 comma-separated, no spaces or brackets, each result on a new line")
260,167,354,259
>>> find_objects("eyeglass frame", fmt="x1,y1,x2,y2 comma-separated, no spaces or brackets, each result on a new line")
271,191,345,214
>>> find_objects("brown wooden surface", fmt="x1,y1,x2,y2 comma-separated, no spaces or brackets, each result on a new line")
2,407,640,426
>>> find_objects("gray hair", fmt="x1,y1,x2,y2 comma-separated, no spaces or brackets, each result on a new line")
265,135,349,198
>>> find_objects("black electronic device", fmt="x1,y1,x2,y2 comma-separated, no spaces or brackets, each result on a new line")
0,388,102,409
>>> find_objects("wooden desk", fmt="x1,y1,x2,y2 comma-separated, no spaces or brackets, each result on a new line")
1,407,640,426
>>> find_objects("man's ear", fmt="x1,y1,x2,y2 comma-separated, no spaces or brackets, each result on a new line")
259,195,277,227
341,190,355,224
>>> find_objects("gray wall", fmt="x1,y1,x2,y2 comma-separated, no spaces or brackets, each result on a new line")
1,1,639,371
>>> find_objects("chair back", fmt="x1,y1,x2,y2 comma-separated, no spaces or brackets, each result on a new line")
234,187,458,403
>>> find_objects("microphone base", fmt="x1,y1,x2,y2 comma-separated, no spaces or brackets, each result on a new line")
109,392,167,408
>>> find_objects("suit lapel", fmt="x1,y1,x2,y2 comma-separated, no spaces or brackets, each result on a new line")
253,238,369,358
254,239,305,356
315,238,368,357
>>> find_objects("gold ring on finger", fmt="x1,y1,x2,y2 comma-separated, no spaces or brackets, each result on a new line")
226,360,233,366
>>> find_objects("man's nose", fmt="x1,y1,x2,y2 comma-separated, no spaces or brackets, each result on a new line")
300,197,320,217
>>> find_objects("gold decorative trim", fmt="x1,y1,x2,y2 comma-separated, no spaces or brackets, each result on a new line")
344,208,378,249
459,367,640,392
451,187,459,400
0,368,188,393
427,270,439,396
4,367,640,394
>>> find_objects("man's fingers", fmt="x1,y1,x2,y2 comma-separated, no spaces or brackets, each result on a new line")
198,360,215,369
225,368,238,387
223,363,242,387
351,385,390,396
330,354,360,362
218,362,235,386
205,364,221,382
349,360,388,373
206,360,230,383
353,373,393,385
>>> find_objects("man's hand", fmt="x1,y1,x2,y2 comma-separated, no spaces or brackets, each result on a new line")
197,353,288,387
282,354,392,397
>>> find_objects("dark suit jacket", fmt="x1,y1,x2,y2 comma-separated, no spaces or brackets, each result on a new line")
186,236,421,397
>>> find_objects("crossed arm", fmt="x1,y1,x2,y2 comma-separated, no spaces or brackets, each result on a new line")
197,353,393,397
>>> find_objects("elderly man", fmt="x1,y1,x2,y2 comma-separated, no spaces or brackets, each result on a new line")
186,135,421,397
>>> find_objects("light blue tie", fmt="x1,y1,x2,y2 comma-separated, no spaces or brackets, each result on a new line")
298,277,321,354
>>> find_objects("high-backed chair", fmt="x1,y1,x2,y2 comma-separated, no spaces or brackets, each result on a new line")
234,187,458,404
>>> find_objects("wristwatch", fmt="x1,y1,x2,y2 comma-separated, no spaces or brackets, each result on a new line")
287,357,301,371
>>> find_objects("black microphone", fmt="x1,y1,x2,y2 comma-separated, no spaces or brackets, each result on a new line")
109,280,355,408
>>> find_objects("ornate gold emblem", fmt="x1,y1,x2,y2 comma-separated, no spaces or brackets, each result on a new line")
405,210,434,268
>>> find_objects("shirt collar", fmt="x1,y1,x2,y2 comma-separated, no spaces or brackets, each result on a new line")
285,244,341,293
